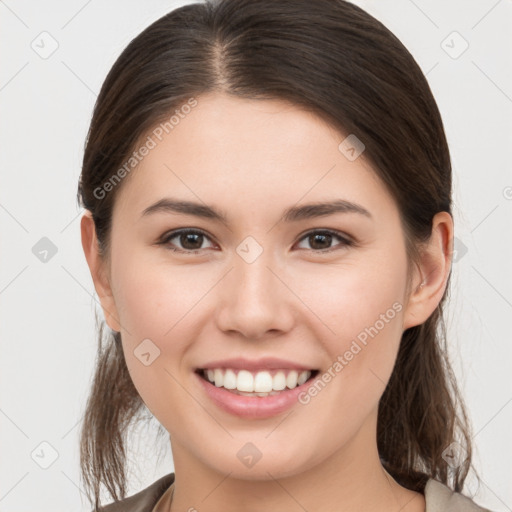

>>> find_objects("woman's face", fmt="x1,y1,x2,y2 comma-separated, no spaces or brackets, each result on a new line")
92,92,421,479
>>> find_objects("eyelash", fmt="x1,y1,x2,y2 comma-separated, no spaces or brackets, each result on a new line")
157,228,355,255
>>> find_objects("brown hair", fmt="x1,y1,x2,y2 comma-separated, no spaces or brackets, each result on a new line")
77,0,475,508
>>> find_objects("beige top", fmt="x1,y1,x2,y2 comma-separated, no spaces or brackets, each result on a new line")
152,482,172,511
98,472,494,511
152,475,494,512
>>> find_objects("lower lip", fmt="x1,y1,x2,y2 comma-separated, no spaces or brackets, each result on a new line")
195,371,317,419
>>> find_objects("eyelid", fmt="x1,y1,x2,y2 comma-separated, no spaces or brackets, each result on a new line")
158,228,217,252
158,227,355,254
295,227,354,245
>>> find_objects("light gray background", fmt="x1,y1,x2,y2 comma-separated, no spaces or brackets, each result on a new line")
1,1,511,510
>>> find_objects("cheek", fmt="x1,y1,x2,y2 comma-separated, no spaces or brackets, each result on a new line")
292,249,407,404
107,248,197,393
111,245,202,341
112,263,199,417
292,248,407,346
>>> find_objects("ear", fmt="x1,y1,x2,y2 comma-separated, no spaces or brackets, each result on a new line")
402,211,453,330
80,210,121,332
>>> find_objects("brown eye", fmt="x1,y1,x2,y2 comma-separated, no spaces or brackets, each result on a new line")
296,230,353,253
159,229,215,253
158,228,353,255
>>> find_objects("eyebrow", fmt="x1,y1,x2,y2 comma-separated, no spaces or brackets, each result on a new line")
140,198,372,223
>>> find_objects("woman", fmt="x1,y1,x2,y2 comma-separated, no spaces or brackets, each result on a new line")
77,0,493,510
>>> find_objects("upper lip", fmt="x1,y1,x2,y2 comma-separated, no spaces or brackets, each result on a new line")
196,357,317,372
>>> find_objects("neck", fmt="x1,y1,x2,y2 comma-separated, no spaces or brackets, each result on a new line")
167,412,424,512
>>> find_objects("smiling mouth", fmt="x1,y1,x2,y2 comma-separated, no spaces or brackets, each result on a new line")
195,368,320,397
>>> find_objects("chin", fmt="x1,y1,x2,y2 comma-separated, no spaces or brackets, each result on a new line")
202,444,314,481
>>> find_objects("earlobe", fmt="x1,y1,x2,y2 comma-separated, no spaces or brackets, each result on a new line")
402,212,453,331
80,211,121,332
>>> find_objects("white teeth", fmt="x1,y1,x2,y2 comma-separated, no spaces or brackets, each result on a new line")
297,371,309,386
223,369,237,389
273,371,287,391
286,370,298,389
214,369,223,387
237,370,254,392
202,368,313,394
254,371,273,392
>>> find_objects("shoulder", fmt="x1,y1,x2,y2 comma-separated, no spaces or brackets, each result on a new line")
95,473,175,512
424,479,494,512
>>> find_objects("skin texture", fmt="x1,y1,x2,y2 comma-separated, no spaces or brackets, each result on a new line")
81,92,453,512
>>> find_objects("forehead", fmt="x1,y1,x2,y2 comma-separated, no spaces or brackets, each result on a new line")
112,92,396,224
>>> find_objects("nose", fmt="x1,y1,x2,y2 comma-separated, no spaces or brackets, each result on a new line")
215,249,295,340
